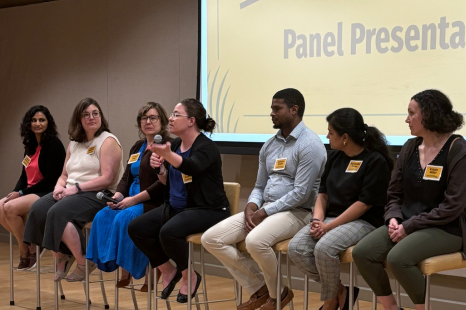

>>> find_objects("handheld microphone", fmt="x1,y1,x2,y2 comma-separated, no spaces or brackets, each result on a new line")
152,134,163,174
96,192,119,204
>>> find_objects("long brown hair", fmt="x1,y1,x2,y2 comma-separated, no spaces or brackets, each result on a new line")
68,98,110,142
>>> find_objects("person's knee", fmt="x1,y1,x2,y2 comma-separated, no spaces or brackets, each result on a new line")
314,241,333,260
127,218,140,240
386,250,409,272
244,232,268,257
200,227,217,251
3,201,15,217
352,242,368,265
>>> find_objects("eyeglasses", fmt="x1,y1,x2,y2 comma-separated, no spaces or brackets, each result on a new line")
82,111,101,119
141,115,160,123
169,112,190,119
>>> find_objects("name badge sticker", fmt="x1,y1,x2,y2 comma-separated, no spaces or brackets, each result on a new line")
128,153,141,164
22,155,32,168
346,160,363,173
423,165,443,181
87,146,96,155
273,158,287,171
182,173,193,184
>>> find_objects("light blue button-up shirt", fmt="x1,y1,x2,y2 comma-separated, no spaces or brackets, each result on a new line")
248,121,327,216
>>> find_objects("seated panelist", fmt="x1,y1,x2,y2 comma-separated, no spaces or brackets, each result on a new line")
0,105,65,269
353,89,466,310
202,88,327,310
128,98,230,303
24,98,124,282
86,102,170,291
287,108,393,310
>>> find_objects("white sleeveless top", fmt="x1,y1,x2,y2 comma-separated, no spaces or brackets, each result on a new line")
66,131,124,193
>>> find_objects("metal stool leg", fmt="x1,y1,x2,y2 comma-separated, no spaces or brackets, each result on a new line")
276,252,282,310
425,275,431,309
147,265,152,310
153,266,160,310
59,281,65,299
130,277,138,310
115,268,119,310
9,233,14,306
349,262,354,310
36,245,41,310
200,246,209,310
98,271,109,309
353,265,360,310
85,229,90,310
372,292,377,310
188,241,193,309
54,257,59,310
395,280,401,306
286,253,294,310
238,283,243,305
303,275,308,310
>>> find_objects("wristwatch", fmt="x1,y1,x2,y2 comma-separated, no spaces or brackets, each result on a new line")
18,190,24,196
75,183,82,193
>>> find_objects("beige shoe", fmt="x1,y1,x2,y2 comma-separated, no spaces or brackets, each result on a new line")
260,286,294,310
65,261,97,282
237,286,269,310
53,255,75,282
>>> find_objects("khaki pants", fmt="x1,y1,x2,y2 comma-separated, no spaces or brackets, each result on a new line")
201,209,311,298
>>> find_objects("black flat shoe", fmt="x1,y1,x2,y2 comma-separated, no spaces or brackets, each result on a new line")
161,270,182,299
340,286,360,310
176,271,202,303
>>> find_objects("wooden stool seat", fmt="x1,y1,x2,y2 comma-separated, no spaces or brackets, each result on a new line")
418,252,466,275
186,233,202,244
339,246,354,264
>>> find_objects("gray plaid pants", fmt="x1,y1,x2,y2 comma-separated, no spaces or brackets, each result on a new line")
288,217,375,301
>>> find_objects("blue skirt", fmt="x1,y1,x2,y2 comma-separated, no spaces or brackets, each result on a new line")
86,204,148,279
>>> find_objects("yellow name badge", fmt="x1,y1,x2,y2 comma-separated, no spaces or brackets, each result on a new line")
128,153,141,164
22,155,32,168
346,160,363,173
87,146,96,155
182,173,193,184
273,158,287,171
423,165,443,181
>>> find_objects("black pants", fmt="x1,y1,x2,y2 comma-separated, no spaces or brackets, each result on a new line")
128,203,229,271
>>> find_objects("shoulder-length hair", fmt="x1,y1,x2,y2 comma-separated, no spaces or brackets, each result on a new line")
136,102,170,139
68,98,110,142
20,105,59,155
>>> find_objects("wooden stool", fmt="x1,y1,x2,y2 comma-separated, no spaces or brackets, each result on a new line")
418,252,466,309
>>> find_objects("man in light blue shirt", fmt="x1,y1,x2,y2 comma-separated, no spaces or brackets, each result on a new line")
202,88,327,310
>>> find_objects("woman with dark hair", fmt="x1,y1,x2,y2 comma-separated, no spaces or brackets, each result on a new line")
128,98,230,303
0,105,65,269
86,102,170,291
24,98,124,282
353,89,466,310
288,107,393,310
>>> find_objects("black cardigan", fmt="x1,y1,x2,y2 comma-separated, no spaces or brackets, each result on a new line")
13,136,66,195
165,133,229,211
116,138,169,213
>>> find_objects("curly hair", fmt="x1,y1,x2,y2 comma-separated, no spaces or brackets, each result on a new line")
136,102,170,139
411,89,464,133
68,98,110,142
20,105,59,155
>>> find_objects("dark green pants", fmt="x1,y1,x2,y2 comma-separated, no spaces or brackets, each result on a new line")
352,225,462,304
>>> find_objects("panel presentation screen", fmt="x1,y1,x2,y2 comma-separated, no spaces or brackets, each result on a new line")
200,0,466,145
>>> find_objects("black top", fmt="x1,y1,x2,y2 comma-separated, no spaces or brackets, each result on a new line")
164,133,229,211
402,135,461,236
320,149,391,227
13,136,66,196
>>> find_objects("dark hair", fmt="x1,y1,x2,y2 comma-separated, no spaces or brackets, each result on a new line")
272,88,305,118
327,108,394,172
136,102,170,139
20,105,59,155
68,98,110,142
411,89,464,133
180,98,216,134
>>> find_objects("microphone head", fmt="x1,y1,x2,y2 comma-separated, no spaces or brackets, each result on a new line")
154,135,163,144
96,192,104,200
